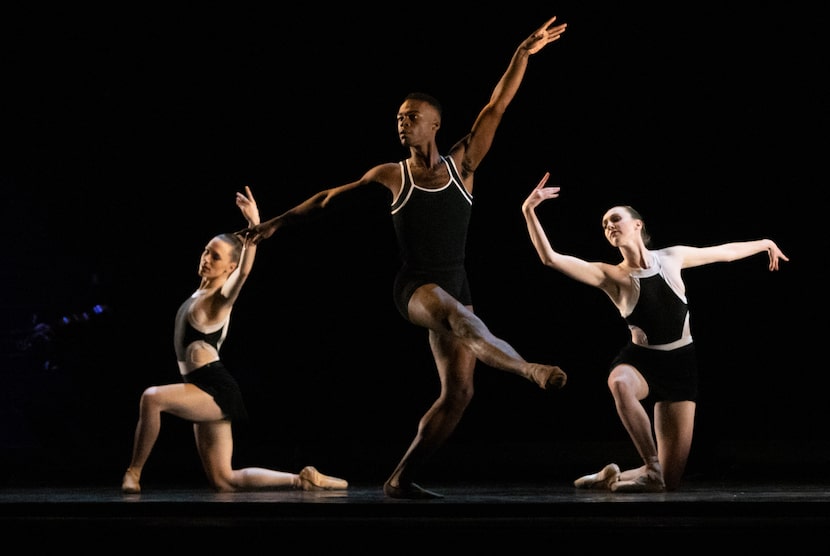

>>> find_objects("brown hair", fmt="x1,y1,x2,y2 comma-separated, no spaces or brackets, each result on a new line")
621,206,652,247
216,233,244,263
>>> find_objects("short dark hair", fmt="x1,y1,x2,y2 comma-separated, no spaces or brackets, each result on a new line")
404,92,443,118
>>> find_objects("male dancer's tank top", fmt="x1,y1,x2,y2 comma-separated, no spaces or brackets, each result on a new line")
390,155,472,271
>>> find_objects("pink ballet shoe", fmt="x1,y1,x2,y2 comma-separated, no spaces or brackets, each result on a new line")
573,463,621,490
299,466,348,490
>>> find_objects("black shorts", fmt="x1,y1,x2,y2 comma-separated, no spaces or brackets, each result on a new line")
610,341,698,403
392,264,472,320
182,361,249,421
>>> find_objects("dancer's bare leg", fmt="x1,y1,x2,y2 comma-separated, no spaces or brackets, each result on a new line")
122,383,213,493
605,364,666,492
123,384,348,494
196,421,348,492
407,285,567,390
448,308,566,389
383,330,475,499
653,400,695,491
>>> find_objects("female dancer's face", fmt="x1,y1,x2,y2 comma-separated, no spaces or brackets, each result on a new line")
602,206,641,248
198,237,236,280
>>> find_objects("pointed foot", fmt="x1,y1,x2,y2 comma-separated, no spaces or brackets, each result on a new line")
573,463,620,490
299,466,349,490
383,481,444,499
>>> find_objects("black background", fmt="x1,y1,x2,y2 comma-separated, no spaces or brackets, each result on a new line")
1,4,823,486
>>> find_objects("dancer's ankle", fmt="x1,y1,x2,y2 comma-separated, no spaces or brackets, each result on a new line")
122,467,142,494
644,457,662,474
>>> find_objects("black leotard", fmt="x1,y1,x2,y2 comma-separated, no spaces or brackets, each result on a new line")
391,155,473,319
612,252,698,402
173,295,247,420
625,273,688,345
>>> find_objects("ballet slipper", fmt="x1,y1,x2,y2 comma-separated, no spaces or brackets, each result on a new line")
383,481,444,499
121,468,141,494
530,364,567,390
610,472,665,493
298,466,349,490
573,463,621,489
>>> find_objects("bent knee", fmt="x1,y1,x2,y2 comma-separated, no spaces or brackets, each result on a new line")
452,385,474,406
447,311,487,341
141,385,160,398
139,386,164,408
442,383,474,411
607,376,630,397
208,473,236,493
608,374,646,401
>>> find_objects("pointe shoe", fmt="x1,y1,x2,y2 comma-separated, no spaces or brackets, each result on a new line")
573,463,620,490
121,468,141,494
531,365,567,390
299,466,349,491
383,481,444,499
610,472,665,493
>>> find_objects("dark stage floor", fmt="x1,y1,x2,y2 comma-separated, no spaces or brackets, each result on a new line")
2,478,828,551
